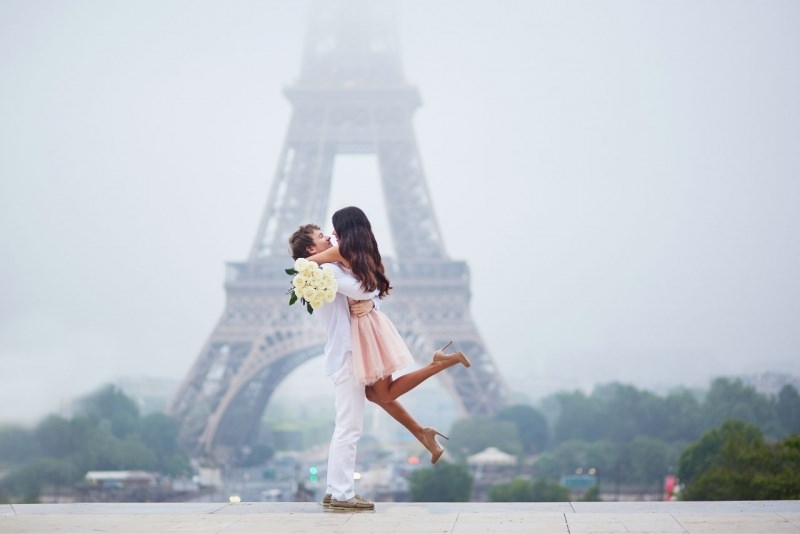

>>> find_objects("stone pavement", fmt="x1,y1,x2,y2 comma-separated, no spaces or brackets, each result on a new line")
1,500,799,533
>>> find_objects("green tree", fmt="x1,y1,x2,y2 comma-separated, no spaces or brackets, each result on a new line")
678,420,800,500
533,439,586,480
580,485,601,501
530,477,570,501
448,417,521,460
661,388,705,442
550,391,604,443
592,383,660,442
0,462,45,502
409,461,472,502
33,458,80,491
34,415,77,458
0,425,37,466
2,385,193,502
677,420,754,490
0,458,79,502
60,419,154,472
78,385,140,438
582,440,617,478
702,378,780,438
489,477,534,501
776,385,800,435
628,436,670,486
551,383,665,444
531,451,560,480
140,413,192,476
489,477,573,502
495,405,549,454
768,435,800,497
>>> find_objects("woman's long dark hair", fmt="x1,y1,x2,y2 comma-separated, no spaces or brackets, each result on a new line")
332,206,391,298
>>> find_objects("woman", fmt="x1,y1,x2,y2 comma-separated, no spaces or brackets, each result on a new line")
307,206,471,462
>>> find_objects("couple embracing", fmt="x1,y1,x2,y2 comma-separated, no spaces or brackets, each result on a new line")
288,206,470,511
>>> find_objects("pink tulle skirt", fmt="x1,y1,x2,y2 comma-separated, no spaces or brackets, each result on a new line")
351,310,415,386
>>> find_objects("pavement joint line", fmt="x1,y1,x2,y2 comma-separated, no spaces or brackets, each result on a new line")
671,513,689,534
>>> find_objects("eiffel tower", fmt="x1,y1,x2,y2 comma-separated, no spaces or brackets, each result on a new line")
169,0,510,461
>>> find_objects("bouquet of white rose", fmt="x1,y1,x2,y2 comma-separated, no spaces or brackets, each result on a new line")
285,258,338,314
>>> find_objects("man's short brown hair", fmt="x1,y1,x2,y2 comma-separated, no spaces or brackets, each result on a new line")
288,224,320,260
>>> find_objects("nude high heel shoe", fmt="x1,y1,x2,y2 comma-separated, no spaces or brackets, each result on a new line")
419,427,449,464
433,341,471,368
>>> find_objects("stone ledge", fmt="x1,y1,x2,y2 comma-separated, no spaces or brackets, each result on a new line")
1,501,799,533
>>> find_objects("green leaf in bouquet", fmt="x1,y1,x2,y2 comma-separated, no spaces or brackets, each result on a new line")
306,301,313,314
285,268,298,275
289,291,298,305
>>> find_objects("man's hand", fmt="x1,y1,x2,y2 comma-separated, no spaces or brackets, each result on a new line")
349,299,374,317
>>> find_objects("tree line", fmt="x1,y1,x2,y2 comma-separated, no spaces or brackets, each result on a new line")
2,377,799,502
410,377,800,501
0,385,191,503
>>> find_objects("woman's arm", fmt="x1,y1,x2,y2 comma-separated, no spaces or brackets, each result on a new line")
329,264,378,301
307,246,344,265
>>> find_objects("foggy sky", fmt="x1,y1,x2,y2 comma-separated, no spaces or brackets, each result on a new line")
1,0,799,423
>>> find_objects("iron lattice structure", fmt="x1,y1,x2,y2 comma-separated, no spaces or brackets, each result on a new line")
169,0,510,461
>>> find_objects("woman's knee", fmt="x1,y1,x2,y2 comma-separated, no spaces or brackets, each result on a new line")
366,386,391,405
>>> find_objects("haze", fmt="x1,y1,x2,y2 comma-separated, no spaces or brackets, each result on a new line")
1,0,798,423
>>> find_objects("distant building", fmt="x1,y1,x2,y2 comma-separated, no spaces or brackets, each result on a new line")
74,471,201,502
467,447,520,501
84,470,157,489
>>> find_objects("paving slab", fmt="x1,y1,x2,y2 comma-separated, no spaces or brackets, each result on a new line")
0,501,798,534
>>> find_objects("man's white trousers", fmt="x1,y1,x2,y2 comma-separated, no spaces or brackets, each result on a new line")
326,358,365,501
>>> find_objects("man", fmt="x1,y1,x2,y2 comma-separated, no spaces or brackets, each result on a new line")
288,224,376,511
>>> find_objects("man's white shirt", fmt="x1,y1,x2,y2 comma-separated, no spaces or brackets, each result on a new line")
314,263,380,376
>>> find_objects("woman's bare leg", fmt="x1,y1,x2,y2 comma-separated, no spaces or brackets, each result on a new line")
366,387,422,436
369,344,470,404
366,386,446,464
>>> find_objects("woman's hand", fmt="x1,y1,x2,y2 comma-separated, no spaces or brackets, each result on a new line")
349,299,374,317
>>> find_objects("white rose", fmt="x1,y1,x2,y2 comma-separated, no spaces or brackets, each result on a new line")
301,260,320,273
294,258,310,272
293,273,309,289
303,287,319,302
